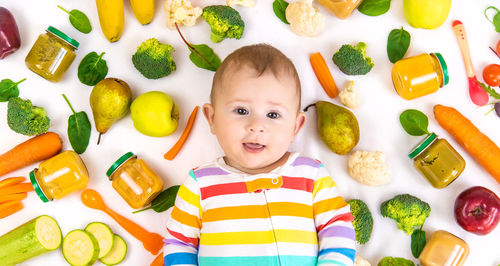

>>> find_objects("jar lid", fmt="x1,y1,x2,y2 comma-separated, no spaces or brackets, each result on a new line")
432,53,449,86
29,170,49,203
47,26,79,49
106,152,135,178
408,133,437,159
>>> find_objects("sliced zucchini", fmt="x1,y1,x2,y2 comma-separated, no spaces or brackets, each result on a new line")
62,229,100,266
85,222,114,258
100,234,127,265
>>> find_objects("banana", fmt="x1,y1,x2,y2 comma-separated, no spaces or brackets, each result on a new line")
130,0,154,25
96,0,124,42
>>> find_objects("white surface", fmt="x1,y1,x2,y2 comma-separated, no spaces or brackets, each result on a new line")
1,0,499,265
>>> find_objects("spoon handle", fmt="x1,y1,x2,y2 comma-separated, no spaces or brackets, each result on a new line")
453,20,475,78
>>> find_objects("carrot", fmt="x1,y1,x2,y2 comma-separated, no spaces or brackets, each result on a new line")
310,52,339,98
0,183,34,195
434,104,500,183
0,132,62,177
164,106,199,160
0,177,25,189
0,201,23,219
0,193,27,203
150,252,164,266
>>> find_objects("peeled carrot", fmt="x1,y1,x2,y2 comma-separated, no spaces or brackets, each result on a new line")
164,106,199,160
434,105,500,183
0,132,62,177
0,201,23,219
150,252,164,266
310,52,339,98
0,183,34,195
0,177,25,189
0,193,27,203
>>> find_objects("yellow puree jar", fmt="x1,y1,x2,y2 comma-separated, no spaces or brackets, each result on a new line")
29,151,89,202
106,152,164,209
25,26,79,82
419,230,470,266
392,53,449,100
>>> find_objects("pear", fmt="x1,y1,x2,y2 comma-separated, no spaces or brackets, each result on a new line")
90,78,132,144
304,101,360,155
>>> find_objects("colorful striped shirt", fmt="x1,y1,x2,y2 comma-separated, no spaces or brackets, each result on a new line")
164,153,356,266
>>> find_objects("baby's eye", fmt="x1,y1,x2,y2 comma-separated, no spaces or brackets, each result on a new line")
235,108,248,115
267,112,280,119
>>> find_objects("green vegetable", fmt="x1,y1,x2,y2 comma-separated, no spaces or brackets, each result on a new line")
202,5,245,43
273,0,289,24
7,97,50,136
132,38,176,79
332,42,374,75
380,194,431,235
133,185,180,213
411,228,426,258
99,234,127,266
358,0,391,16
85,222,114,259
78,52,108,86
377,256,415,266
387,27,410,63
478,80,500,99
62,94,91,154
62,230,100,266
0,78,25,102
348,199,373,244
175,24,221,71
0,215,62,266
485,6,500,33
57,5,92,34
399,109,429,136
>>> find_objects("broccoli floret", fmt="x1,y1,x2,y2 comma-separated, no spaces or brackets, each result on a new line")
132,38,176,79
7,97,50,136
332,42,374,75
201,5,245,43
380,194,431,235
348,199,373,244
377,256,415,266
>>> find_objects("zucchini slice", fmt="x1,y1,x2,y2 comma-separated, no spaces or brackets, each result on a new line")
100,234,127,265
62,229,100,266
85,222,114,258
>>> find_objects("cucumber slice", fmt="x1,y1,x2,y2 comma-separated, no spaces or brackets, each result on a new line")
62,229,100,266
100,234,127,265
85,222,114,258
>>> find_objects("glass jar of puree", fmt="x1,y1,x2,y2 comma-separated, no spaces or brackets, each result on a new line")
29,151,89,202
419,230,470,266
392,53,449,100
106,152,164,209
317,0,362,19
25,26,79,82
409,133,465,188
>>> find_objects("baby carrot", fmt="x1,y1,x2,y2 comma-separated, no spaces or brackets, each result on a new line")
0,201,23,219
150,252,164,266
310,52,339,98
164,106,199,160
0,183,34,195
0,176,25,189
0,193,27,203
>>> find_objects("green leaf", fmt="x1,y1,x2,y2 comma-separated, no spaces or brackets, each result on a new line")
188,44,221,72
133,185,180,213
387,27,410,63
485,6,500,33
63,94,91,154
0,78,24,102
273,0,289,24
411,229,426,258
58,5,92,34
400,109,429,136
78,52,108,86
478,80,500,99
358,0,391,16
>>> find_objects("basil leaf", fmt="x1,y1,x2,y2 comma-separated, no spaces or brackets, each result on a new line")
411,229,426,258
0,78,24,102
188,44,221,72
78,52,108,86
63,94,91,154
58,5,92,34
400,109,429,136
485,6,500,33
273,0,289,24
479,80,500,99
133,185,180,213
358,0,391,16
387,27,411,63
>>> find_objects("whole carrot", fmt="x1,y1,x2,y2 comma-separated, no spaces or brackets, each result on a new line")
310,52,339,98
164,106,199,160
0,183,34,195
0,132,62,177
0,193,27,204
0,201,23,219
0,177,25,189
434,105,500,183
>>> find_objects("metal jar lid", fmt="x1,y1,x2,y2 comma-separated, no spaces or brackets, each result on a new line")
47,26,79,49
106,152,136,179
409,133,437,159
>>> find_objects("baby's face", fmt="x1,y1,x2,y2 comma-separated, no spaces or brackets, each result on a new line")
203,66,305,175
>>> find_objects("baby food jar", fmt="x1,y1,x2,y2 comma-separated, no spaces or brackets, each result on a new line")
106,152,164,209
419,230,470,266
25,26,79,82
392,53,449,100
318,0,362,19
29,151,89,202
409,133,465,188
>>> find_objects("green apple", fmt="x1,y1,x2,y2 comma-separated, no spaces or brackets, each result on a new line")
130,91,179,137
403,0,451,29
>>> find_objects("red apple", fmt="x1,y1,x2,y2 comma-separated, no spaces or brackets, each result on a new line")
454,186,500,235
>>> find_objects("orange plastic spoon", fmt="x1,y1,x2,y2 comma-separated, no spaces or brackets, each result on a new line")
81,189,164,255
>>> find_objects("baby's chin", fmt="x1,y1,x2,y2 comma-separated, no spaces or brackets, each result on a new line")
232,152,289,174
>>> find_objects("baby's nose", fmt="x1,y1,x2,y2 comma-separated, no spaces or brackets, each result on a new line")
247,118,265,133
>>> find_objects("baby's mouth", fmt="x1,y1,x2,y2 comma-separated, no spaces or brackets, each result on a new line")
243,142,265,153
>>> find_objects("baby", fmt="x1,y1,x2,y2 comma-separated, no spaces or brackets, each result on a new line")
164,44,355,266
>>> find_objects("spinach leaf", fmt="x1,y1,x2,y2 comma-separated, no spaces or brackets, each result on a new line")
478,80,500,99
62,94,91,154
411,229,426,258
400,109,429,136
358,0,391,16
188,44,221,72
0,78,25,102
387,27,411,63
78,52,108,86
485,6,500,33
58,5,92,34
133,185,180,213
273,0,289,24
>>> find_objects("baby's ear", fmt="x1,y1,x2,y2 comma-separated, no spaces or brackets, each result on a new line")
203,103,216,134
293,112,306,137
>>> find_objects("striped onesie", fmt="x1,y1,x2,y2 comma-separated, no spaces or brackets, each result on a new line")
164,152,356,266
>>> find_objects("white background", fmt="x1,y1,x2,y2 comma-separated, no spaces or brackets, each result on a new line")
1,0,499,265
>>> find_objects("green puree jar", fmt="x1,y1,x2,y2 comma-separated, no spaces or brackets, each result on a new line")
409,133,465,188
25,26,79,82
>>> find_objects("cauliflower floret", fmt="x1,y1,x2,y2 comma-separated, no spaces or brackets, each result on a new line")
355,255,372,266
339,81,360,109
285,0,325,37
227,0,255,7
348,150,391,186
164,0,202,30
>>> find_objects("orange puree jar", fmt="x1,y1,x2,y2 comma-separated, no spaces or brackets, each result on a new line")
106,152,164,209
317,0,362,19
29,151,89,202
392,53,449,100
419,230,470,266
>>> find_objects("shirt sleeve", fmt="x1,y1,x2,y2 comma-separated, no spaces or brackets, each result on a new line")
312,163,356,266
164,170,202,266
